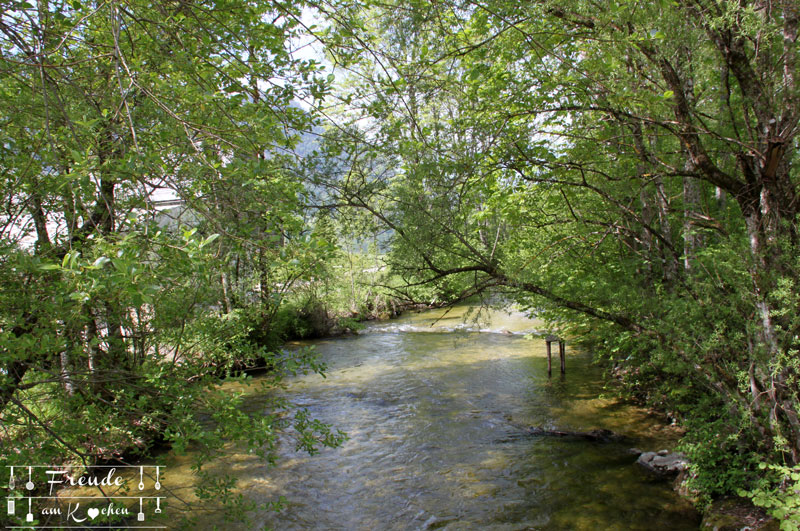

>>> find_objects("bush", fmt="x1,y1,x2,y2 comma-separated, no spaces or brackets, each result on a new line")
740,464,800,530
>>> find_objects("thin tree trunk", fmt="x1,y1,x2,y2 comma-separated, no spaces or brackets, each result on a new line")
221,272,232,314
654,175,678,281
682,174,702,272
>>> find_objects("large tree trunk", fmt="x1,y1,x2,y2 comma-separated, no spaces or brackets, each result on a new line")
738,176,800,462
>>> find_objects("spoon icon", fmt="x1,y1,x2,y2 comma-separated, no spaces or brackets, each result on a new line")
8,466,14,489
154,467,161,490
138,466,144,490
25,467,33,490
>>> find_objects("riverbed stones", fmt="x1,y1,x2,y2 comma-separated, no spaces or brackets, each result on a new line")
635,450,688,475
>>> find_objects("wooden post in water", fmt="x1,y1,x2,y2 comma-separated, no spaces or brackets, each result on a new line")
545,335,559,377
559,340,566,374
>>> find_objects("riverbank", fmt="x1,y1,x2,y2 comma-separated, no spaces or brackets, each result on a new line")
591,351,784,529
7,302,766,529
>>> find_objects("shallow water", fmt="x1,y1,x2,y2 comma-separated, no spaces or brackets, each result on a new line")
64,306,701,529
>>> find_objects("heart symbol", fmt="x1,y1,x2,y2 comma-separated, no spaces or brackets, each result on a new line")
87,508,100,520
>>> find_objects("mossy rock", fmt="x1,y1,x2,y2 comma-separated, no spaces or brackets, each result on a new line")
701,497,780,531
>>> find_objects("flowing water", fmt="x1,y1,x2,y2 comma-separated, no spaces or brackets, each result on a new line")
68,306,701,529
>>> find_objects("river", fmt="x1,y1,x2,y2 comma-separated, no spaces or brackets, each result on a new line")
69,305,702,529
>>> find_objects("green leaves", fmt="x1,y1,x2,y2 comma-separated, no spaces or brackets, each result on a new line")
740,464,800,529
91,256,111,269
321,0,800,514
198,233,219,249
0,0,352,521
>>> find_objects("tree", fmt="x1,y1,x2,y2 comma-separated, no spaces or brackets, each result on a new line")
0,0,343,521
317,0,800,508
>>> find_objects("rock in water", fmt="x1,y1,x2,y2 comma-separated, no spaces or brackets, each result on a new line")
585,428,622,442
636,450,688,475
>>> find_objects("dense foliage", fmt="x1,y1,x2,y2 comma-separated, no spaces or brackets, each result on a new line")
2,0,799,527
314,0,800,524
0,0,346,525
